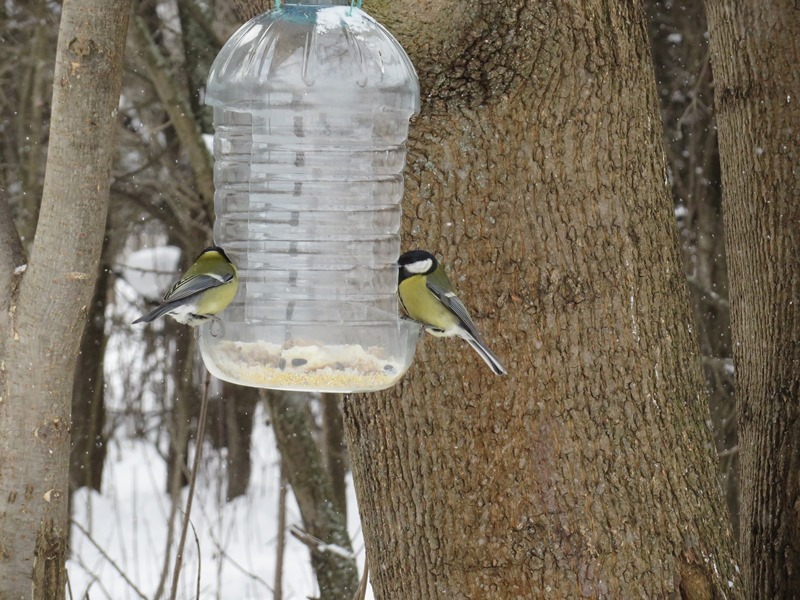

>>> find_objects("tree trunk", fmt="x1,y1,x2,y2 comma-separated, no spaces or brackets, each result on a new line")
321,393,348,516
223,383,258,501
266,391,359,600
165,323,194,496
14,0,55,248
341,1,740,597
705,1,800,596
69,244,110,494
0,0,131,597
643,0,738,538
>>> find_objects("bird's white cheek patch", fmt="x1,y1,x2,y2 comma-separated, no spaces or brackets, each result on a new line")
405,259,433,274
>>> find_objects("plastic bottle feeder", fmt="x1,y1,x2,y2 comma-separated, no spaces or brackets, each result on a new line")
199,0,421,392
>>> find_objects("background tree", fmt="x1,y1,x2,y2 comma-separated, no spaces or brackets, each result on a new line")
705,0,800,596
644,0,737,535
341,0,740,597
0,0,131,597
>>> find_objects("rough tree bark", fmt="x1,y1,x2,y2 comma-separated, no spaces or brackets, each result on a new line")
705,1,800,596
339,1,740,598
0,1,131,597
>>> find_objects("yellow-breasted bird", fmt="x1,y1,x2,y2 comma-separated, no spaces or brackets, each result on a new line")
133,245,238,326
398,249,507,375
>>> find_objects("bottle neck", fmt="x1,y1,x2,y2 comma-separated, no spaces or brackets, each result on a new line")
283,0,350,5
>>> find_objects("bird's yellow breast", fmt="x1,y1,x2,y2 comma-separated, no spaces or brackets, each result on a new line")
198,278,238,315
398,276,459,332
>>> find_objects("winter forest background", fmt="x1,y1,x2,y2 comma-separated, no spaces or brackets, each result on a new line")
0,0,797,599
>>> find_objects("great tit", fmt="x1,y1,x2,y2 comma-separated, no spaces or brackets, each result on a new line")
133,245,238,326
398,250,507,375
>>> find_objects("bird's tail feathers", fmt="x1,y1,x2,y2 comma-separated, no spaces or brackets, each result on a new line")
463,334,507,376
132,301,175,324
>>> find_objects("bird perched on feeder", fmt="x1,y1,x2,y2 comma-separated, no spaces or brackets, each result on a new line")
397,250,507,375
133,245,238,326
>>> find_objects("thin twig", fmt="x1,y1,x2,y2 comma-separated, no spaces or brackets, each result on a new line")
190,520,202,600
170,368,212,599
274,462,287,599
218,551,274,590
113,262,180,276
71,520,149,600
686,276,730,308
353,555,369,600
66,566,74,600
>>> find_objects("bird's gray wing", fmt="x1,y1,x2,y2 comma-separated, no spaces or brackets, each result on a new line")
164,272,233,302
425,282,485,342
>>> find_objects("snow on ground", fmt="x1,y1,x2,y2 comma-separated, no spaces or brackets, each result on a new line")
67,403,371,599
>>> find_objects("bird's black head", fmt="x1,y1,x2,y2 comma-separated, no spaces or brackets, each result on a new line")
199,245,232,263
398,250,438,283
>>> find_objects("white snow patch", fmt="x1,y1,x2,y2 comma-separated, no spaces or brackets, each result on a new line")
67,404,372,599
202,133,214,154
316,543,356,560
122,246,182,299
13,264,27,275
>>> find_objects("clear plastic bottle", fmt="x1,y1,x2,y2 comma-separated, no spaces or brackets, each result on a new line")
199,0,421,392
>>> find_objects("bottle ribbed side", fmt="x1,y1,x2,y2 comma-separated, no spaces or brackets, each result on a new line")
213,104,410,326
199,4,421,392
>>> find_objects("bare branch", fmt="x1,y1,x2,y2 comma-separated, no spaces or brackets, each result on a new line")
274,463,287,600
190,520,202,600
129,16,215,222
290,526,356,561
170,369,212,600
686,276,730,309
71,520,149,600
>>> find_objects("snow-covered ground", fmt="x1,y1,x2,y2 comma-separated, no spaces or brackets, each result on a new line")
67,403,371,599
